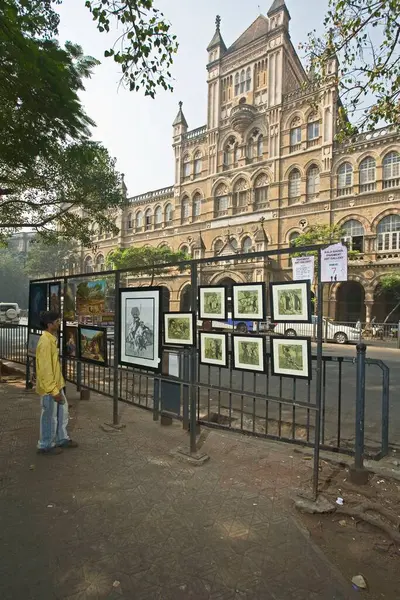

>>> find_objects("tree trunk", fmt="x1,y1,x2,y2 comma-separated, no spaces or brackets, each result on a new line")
384,300,400,323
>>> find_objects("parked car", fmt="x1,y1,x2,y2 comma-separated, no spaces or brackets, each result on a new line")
0,303,21,327
198,312,257,333
274,316,360,344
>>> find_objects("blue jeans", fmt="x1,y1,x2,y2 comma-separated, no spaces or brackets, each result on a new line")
37,391,70,449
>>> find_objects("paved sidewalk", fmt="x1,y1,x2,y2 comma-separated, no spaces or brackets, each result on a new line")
0,380,356,600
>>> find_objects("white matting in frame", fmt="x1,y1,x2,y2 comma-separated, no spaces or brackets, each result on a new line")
270,280,311,323
232,283,266,321
270,336,312,380
119,287,161,371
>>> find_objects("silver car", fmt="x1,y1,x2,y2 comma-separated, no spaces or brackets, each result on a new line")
274,316,360,344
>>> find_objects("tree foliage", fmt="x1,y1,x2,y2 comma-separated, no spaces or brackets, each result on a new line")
25,236,78,278
291,224,344,249
303,0,400,138
0,249,29,307
379,273,400,322
107,246,189,284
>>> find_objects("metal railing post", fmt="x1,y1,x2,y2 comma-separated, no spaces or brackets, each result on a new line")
350,342,369,484
189,262,198,454
397,321,400,349
113,271,121,425
313,248,323,500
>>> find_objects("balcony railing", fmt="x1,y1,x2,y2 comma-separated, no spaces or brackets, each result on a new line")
290,143,301,153
383,178,400,189
233,206,248,215
359,182,376,193
336,186,353,197
307,138,320,148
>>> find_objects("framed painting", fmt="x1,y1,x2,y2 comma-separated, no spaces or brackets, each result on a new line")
64,281,77,322
232,334,266,373
27,332,41,358
64,325,78,358
232,283,266,321
199,332,228,368
199,286,227,320
49,282,62,314
118,287,162,371
164,312,195,346
270,280,311,323
78,325,108,366
270,336,312,380
76,280,106,317
28,282,48,330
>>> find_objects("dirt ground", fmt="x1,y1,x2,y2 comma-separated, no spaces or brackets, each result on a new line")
298,458,400,600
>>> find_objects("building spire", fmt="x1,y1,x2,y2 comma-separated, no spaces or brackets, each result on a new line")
267,0,290,18
172,101,188,128
207,15,227,53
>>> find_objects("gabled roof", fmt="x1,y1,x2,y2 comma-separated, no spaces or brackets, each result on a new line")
228,15,269,54
207,29,227,52
267,0,289,17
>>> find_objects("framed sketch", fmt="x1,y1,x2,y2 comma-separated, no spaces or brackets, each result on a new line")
199,332,228,368
119,287,162,371
199,286,227,320
49,282,62,314
164,312,195,346
64,325,78,358
28,282,48,330
270,280,311,323
232,283,266,321
27,333,41,358
232,335,266,373
270,336,312,380
78,325,108,366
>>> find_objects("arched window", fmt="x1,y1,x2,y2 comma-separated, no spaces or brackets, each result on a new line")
290,117,302,151
194,151,202,176
135,210,143,230
383,152,400,189
359,157,376,192
183,154,191,178
307,113,320,144
144,208,152,231
223,136,238,167
127,213,133,230
337,162,353,196
233,179,248,213
342,220,365,252
288,169,301,204
242,236,252,253
240,69,245,93
246,67,251,91
289,232,300,247
193,193,201,220
254,173,269,209
234,72,240,96
95,254,105,272
215,183,229,216
306,165,320,200
377,214,400,251
154,206,162,228
214,239,224,256
180,244,190,256
181,197,190,223
84,256,93,274
165,203,173,225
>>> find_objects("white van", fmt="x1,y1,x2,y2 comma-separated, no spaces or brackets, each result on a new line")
274,316,360,344
0,303,21,326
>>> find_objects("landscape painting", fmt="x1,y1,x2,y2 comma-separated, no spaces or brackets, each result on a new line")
232,335,266,373
199,286,227,320
199,332,228,367
164,312,194,346
270,336,312,380
232,284,265,321
270,281,311,323
78,325,107,366
76,280,106,317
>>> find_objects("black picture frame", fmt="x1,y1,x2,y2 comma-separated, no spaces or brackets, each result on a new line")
63,324,78,359
78,324,108,366
118,286,163,372
270,335,312,380
198,285,228,321
163,312,196,347
48,281,62,315
232,334,267,373
199,331,229,368
28,282,48,331
269,280,312,324
232,283,267,321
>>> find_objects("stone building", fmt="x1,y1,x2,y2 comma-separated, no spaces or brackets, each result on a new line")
86,0,400,323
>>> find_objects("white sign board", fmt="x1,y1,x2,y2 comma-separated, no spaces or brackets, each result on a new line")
321,243,348,283
292,256,315,283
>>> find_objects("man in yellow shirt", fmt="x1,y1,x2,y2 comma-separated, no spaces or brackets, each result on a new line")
36,311,78,455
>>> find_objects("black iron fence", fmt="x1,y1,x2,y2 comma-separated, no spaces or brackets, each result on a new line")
0,324,389,460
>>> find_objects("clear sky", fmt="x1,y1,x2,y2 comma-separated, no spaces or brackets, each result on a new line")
57,0,329,197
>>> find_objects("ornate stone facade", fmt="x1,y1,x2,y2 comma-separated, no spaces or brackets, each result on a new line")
87,0,400,323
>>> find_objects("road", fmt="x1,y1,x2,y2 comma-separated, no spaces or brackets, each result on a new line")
1,324,399,452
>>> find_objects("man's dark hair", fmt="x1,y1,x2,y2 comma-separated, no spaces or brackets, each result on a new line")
39,311,60,330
